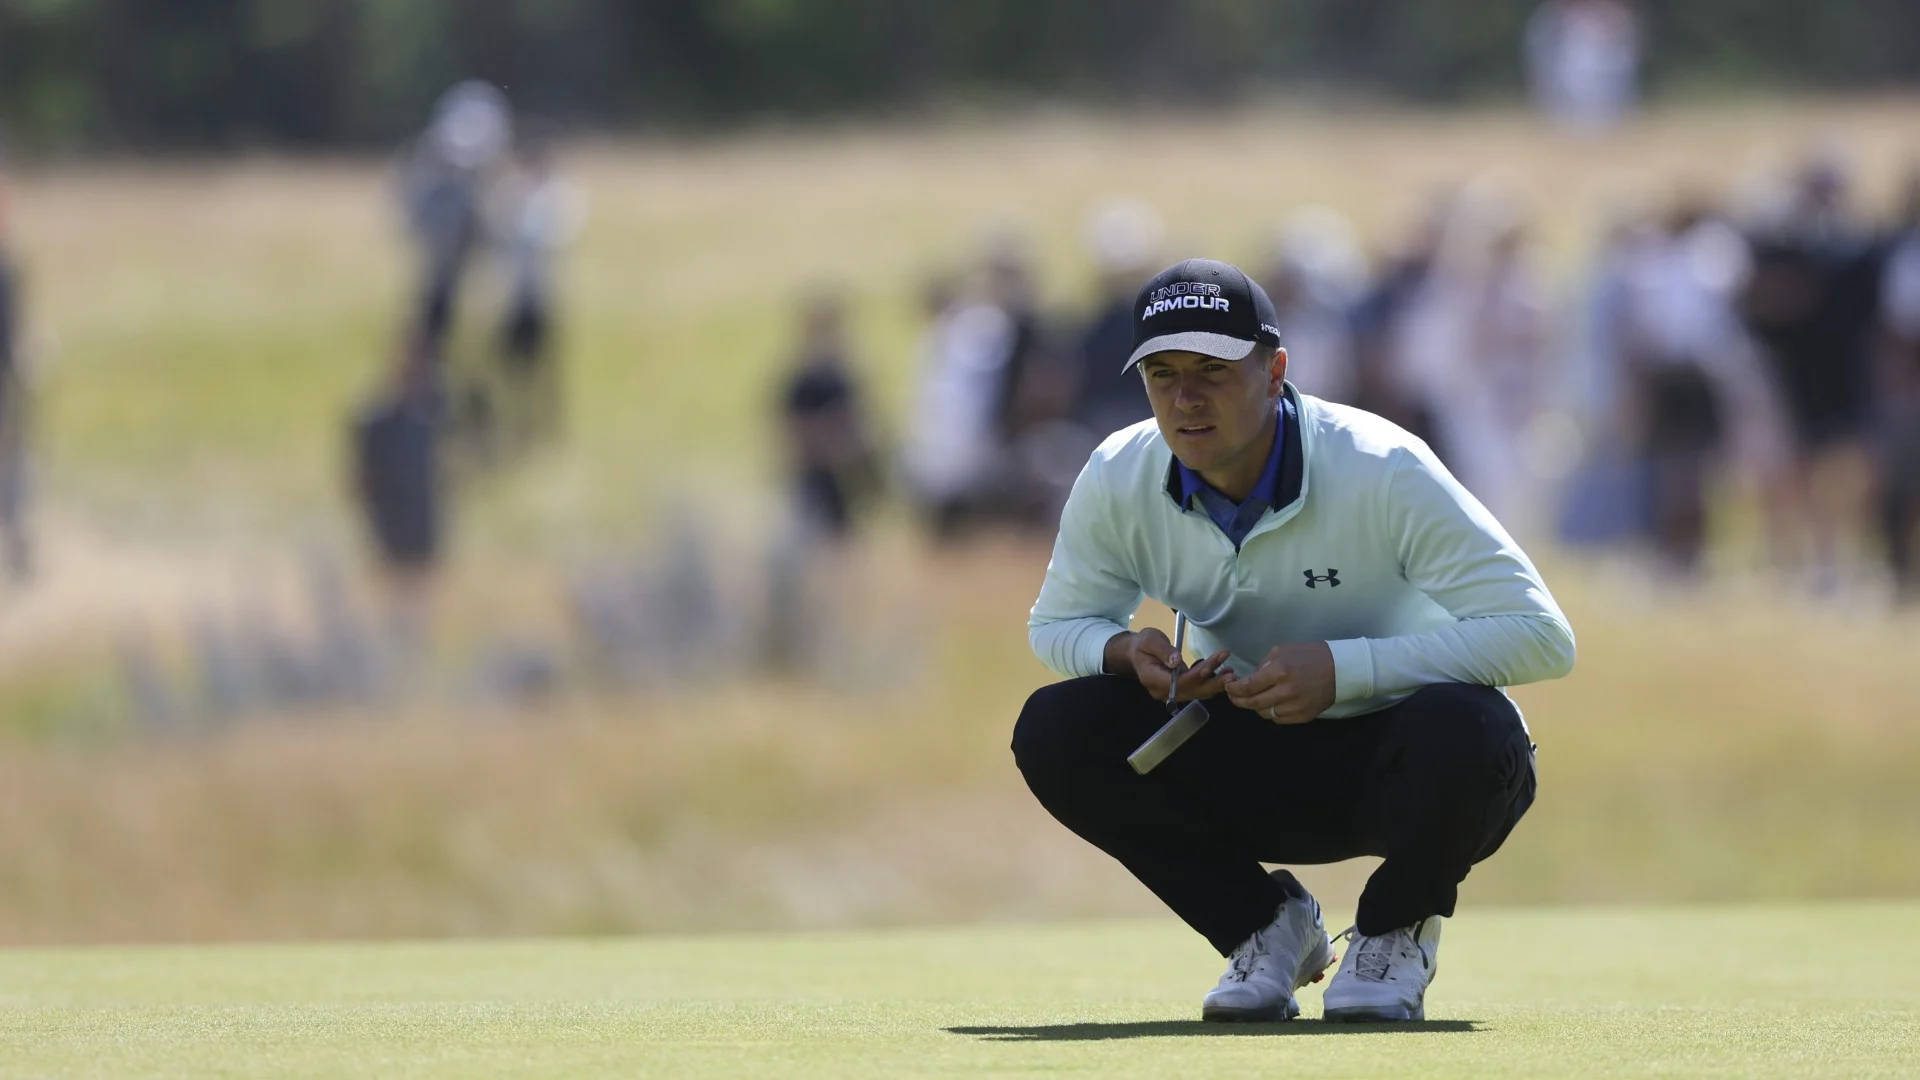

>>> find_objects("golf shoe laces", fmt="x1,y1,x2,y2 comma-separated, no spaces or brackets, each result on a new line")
1332,924,1421,981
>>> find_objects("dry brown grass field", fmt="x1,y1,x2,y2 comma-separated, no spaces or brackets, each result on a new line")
1,96,1917,944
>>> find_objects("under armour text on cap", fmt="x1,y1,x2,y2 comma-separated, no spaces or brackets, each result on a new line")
1123,257,1283,371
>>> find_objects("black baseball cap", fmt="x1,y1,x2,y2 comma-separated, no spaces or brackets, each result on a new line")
1123,258,1282,371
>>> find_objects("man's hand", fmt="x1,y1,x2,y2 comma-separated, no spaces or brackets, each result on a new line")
1104,629,1232,704
1223,642,1336,724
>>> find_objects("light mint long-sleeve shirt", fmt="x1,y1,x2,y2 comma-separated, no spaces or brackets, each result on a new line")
1028,384,1575,718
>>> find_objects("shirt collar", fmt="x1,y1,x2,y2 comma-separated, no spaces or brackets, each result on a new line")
1173,398,1290,511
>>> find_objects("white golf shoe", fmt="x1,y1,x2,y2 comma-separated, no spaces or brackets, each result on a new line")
1200,872,1336,1022
1321,916,1443,1022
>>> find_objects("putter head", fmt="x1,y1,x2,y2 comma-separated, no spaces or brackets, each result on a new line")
1126,700,1210,775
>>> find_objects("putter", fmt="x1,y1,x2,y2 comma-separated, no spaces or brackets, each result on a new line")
1126,612,1211,775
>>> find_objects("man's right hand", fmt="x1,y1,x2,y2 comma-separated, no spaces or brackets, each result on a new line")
1104,629,1233,704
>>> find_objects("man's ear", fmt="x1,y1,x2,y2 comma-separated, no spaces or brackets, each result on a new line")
1269,347,1289,397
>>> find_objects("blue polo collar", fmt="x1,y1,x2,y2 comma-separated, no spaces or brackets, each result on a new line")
1168,395,1296,547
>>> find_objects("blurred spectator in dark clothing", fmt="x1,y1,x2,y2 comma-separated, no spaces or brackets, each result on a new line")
777,291,881,540
398,81,512,352
1739,152,1882,585
0,143,29,583
1068,199,1163,439
353,335,447,637
984,230,1067,441
1069,280,1140,433
1525,0,1640,134
1876,168,1920,601
763,294,884,672
1349,199,1450,458
1743,155,1880,454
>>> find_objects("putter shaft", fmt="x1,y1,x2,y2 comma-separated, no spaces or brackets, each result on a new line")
1166,611,1188,706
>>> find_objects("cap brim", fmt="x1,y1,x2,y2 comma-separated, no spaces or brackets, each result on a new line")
1122,331,1259,371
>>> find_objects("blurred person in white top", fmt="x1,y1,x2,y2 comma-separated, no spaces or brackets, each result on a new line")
1525,0,1641,134
901,270,1019,538
1463,207,1553,529
1389,188,1552,526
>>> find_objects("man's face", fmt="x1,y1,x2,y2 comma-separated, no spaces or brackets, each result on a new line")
1137,347,1287,479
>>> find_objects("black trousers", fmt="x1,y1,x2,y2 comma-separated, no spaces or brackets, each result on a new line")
1012,677,1536,956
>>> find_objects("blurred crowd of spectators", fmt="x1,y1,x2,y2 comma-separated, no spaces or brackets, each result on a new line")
1568,153,1920,597
778,152,1920,607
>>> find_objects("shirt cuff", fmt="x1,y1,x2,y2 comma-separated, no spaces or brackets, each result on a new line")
1325,637,1375,703
1071,619,1131,678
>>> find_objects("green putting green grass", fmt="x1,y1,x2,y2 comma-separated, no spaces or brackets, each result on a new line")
2,902,1913,1078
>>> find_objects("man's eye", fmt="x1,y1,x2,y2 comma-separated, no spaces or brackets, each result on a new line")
1149,369,1174,379
1203,364,1228,374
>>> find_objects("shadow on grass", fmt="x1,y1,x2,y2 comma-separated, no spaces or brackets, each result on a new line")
947,1019,1479,1041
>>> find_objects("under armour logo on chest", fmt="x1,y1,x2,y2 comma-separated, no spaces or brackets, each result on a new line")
1303,569,1341,588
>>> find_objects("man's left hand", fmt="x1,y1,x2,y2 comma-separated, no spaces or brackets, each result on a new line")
1223,642,1336,725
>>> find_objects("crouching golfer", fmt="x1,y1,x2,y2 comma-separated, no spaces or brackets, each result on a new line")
1014,258,1575,1022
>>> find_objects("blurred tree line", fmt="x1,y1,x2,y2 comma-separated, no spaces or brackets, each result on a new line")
2,0,1917,152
